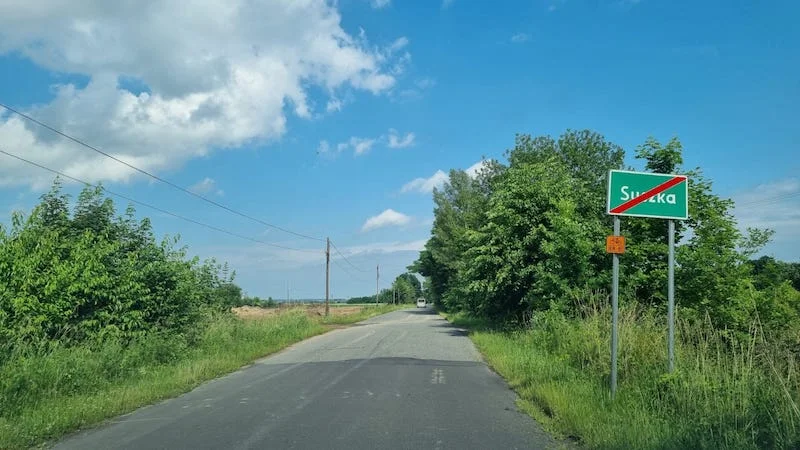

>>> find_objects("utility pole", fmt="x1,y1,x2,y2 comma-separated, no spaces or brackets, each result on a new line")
325,237,330,317
376,264,380,306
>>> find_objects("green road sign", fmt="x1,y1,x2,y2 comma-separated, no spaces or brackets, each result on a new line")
607,170,688,220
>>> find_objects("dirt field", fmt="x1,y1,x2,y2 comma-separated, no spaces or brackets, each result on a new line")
232,304,364,320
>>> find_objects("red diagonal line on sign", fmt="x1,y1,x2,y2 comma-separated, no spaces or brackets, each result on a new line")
610,176,687,214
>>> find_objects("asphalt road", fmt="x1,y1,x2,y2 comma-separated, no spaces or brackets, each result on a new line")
55,308,558,450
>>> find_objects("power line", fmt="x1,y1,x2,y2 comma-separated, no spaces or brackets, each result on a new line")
0,102,325,243
0,149,322,254
329,240,369,273
331,258,370,283
735,191,800,208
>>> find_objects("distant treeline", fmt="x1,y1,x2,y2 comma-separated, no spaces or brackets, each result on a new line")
346,273,423,304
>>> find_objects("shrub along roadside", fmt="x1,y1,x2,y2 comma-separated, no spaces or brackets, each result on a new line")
0,305,400,449
446,305,800,450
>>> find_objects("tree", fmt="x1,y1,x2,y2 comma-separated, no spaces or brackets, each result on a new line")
414,130,623,321
412,129,790,335
396,273,422,299
391,273,420,303
620,137,686,306
0,181,245,346
410,161,499,310
749,256,800,292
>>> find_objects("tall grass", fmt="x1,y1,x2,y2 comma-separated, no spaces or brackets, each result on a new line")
0,306,395,449
454,299,800,449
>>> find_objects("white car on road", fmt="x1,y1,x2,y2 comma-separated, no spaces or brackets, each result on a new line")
416,298,426,308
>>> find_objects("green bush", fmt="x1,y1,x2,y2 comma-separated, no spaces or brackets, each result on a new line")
0,181,243,348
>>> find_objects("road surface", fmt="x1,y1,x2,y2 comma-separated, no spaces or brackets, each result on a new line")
55,308,558,449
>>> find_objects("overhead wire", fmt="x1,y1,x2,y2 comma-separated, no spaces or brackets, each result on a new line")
0,102,325,243
329,240,369,273
331,258,371,283
0,149,322,254
734,191,800,208
6,99,799,246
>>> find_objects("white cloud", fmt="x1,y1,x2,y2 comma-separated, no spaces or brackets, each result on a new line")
317,140,331,154
351,137,377,155
389,37,409,52
465,159,490,178
391,52,412,76
416,77,436,89
0,1,407,188
732,177,800,260
511,33,530,43
326,98,343,113
400,160,487,194
322,128,415,157
401,170,448,194
336,239,427,256
388,129,415,148
362,208,411,232
395,77,436,101
371,0,391,9
189,177,218,195
330,136,375,156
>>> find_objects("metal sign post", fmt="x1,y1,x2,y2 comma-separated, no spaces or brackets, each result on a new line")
610,216,620,398
606,170,689,393
667,219,675,373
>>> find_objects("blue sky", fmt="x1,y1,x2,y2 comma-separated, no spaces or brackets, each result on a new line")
0,0,797,299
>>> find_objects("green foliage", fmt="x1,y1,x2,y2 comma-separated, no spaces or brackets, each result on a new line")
460,301,800,449
749,256,800,292
414,130,623,321
0,180,242,348
390,272,422,303
414,129,798,336
237,296,278,308
410,162,498,310
346,295,377,304
620,138,685,306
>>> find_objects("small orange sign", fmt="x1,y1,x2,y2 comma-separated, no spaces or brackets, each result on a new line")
606,236,626,254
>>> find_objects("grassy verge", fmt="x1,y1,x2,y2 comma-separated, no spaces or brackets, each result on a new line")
0,305,400,449
444,306,800,449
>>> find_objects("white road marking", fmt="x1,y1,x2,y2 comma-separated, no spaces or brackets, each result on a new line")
344,329,376,346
